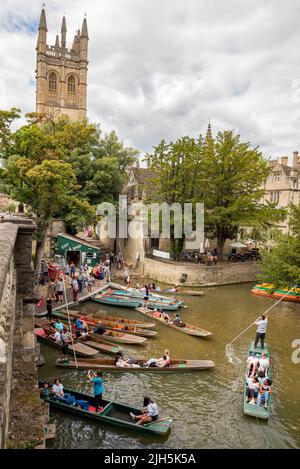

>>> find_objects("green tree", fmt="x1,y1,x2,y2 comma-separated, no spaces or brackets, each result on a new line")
199,130,284,258
258,205,300,288
146,129,284,259
0,110,139,273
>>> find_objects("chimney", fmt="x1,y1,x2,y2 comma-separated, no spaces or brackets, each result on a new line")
280,156,288,166
293,151,299,167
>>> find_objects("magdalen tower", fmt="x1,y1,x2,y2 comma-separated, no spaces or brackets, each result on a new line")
36,8,88,121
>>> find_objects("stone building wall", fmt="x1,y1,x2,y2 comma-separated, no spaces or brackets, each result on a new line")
0,219,46,449
143,257,260,287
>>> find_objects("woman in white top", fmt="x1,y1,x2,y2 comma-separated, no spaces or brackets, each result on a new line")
52,378,72,402
130,396,159,425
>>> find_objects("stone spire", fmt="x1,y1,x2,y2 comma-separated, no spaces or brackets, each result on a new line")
38,8,47,30
55,34,60,49
37,8,47,53
81,17,88,38
61,16,67,49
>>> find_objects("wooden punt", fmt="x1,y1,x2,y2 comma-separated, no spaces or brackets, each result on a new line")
80,317,157,338
34,327,99,357
39,382,172,436
56,357,215,371
34,319,124,356
135,307,212,337
56,309,156,329
243,342,271,420
91,294,141,308
272,289,300,303
162,289,204,297
89,330,147,346
109,288,184,307
251,284,300,303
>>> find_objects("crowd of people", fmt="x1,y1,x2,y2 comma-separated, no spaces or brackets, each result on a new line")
245,351,272,408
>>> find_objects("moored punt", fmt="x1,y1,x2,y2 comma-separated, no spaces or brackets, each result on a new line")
162,289,204,297
89,330,147,346
272,289,300,302
56,357,216,372
91,294,141,308
135,307,212,337
39,383,172,436
57,309,156,329
251,284,300,303
251,284,274,298
79,317,157,338
34,327,99,357
243,342,271,420
35,318,125,355
108,288,184,307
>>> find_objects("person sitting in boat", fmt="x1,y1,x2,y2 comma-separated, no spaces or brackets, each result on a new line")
162,312,171,322
152,309,163,318
257,352,270,377
130,396,159,425
51,329,63,345
54,319,64,333
245,375,260,405
94,321,107,335
40,381,51,399
172,314,185,327
257,370,266,385
145,352,170,368
257,378,272,408
75,318,88,334
246,352,259,377
115,352,140,368
51,378,73,403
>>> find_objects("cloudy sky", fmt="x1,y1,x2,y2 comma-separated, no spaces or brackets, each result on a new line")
1,0,300,160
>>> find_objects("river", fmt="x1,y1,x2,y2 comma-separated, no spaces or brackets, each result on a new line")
38,283,300,449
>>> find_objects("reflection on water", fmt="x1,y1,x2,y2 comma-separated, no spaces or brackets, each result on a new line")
39,283,300,449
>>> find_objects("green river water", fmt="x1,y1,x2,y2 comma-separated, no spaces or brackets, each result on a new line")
38,283,300,449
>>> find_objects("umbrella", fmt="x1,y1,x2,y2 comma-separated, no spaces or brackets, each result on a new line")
230,242,247,248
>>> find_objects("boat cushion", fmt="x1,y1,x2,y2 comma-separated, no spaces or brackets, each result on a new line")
89,406,96,412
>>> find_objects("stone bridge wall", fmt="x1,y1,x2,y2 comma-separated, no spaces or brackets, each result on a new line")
0,218,46,449
143,257,260,287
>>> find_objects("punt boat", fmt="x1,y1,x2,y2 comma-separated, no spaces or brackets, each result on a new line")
135,307,212,337
39,383,172,436
34,327,99,357
243,341,271,420
56,357,215,372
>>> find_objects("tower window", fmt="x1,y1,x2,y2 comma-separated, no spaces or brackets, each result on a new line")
67,75,77,103
48,72,57,94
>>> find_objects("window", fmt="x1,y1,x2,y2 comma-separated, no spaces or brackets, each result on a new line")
273,172,281,182
67,75,76,103
48,72,57,94
270,191,280,204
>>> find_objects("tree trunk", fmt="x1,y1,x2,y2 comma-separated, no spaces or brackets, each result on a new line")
217,236,226,261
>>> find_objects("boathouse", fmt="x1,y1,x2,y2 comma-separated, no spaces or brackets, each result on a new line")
56,233,100,267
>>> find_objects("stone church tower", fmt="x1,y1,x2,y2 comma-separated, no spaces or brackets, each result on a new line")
36,8,88,121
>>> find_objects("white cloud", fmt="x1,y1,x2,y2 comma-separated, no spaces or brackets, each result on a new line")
1,0,300,160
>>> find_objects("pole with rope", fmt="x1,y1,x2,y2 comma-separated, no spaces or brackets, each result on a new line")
62,275,78,370
225,284,298,363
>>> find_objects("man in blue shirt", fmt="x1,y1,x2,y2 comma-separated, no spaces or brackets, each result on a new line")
88,370,104,413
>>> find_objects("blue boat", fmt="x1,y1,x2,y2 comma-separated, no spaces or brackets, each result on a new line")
91,294,140,308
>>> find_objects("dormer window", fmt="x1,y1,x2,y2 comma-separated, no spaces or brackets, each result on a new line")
273,172,281,182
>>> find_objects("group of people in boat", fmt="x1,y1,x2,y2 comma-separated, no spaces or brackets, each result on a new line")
245,351,272,408
152,310,186,327
114,350,171,369
40,374,159,426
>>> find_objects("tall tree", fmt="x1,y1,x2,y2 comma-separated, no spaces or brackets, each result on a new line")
199,130,284,258
146,129,284,259
258,205,300,288
0,110,139,273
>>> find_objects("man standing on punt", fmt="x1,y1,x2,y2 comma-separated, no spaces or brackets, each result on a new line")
254,314,268,349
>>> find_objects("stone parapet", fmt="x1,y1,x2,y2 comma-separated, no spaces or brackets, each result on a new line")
143,257,260,287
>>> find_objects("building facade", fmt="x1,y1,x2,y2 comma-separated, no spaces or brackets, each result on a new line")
263,151,300,233
36,8,88,121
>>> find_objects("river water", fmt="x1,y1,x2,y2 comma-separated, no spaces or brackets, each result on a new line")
39,283,300,449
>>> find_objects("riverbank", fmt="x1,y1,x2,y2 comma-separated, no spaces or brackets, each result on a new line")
143,257,260,287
